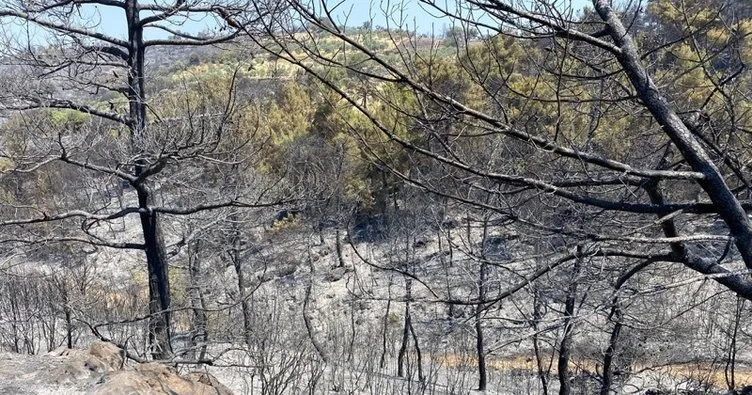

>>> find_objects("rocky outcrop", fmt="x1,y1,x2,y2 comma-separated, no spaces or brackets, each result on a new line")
0,342,232,395
94,362,232,395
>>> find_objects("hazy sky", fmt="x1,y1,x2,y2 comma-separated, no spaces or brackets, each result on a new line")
78,0,592,40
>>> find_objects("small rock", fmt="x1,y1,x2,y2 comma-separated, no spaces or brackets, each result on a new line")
185,371,233,395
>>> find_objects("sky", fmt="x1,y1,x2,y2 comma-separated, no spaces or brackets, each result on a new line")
53,0,593,41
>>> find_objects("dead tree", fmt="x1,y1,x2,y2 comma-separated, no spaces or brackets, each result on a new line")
0,0,284,359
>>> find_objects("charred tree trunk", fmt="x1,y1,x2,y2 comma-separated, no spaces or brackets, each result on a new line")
139,191,171,359
725,297,744,392
188,241,208,361
228,220,252,347
476,219,489,391
335,227,345,268
63,290,73,350
600,309,622,395
409,319,424,382
126,0,171,360
600,259,654,395
532,287,550,395
380,278,392,369
558,252,581,395
438,227,456,319
304,245,330,363
397,278,412,378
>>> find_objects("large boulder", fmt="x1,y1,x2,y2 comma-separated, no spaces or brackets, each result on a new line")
48,341,124,384
92,362,232,395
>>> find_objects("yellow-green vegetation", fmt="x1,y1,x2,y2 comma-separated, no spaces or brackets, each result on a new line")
47,109,91,130
0,158,12,173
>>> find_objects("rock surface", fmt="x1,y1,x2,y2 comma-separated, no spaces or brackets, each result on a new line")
0,342,232,395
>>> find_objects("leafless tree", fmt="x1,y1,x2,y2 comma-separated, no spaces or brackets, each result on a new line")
0,0,287,359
